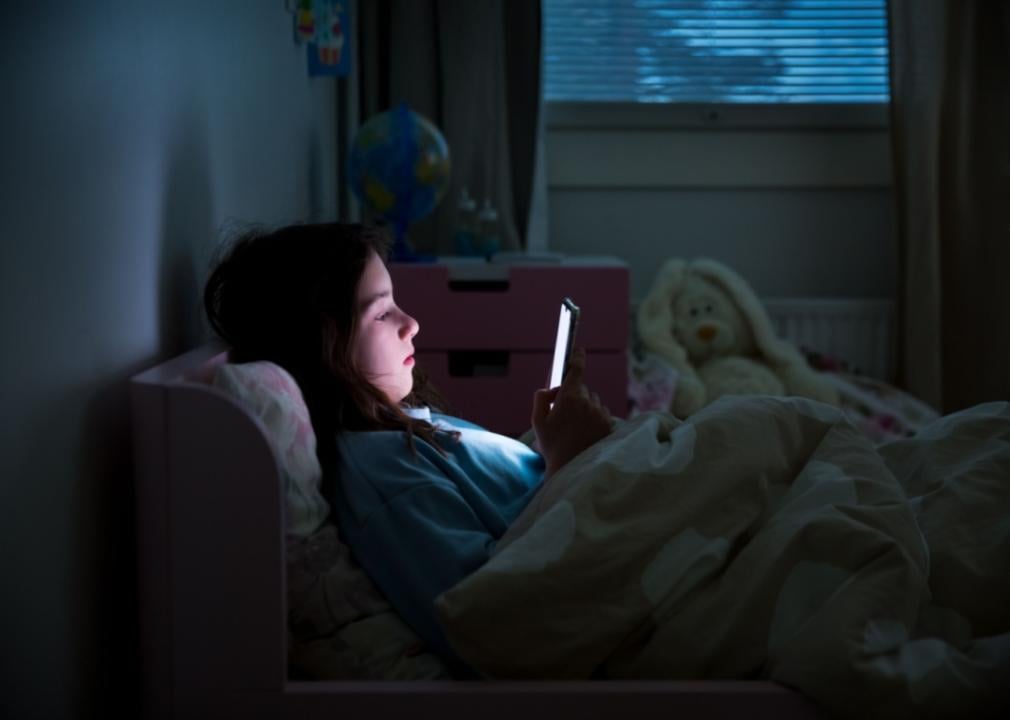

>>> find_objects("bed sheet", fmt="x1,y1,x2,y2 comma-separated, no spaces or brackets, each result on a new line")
627,350,940,445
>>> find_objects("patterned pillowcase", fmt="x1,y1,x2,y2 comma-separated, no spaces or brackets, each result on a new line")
212,361,329,537
211,361,450,680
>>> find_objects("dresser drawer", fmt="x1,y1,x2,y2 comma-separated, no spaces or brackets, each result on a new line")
418,350,628,437
390,263,629,352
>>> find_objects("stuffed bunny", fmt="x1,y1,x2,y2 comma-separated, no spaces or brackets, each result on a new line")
637,258,840,418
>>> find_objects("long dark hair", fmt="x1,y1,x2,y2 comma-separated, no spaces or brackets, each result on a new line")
203,222,451,477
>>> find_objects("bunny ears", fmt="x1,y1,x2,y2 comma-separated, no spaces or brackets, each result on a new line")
636,259,691,373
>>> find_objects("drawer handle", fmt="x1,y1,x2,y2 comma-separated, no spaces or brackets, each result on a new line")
448,350,510,377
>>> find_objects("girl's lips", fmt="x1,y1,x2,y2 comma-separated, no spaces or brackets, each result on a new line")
404,355,415,366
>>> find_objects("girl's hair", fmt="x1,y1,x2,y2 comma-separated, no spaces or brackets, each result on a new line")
203,222,451,477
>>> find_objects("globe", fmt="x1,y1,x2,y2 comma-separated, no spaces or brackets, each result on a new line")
347,103,451,260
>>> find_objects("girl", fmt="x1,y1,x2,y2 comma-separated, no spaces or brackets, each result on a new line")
204,221,613,671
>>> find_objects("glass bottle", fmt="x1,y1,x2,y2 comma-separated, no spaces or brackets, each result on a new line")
477,198,500,258
452,187,478,256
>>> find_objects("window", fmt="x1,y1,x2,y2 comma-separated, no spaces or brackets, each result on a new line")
544,0,890,123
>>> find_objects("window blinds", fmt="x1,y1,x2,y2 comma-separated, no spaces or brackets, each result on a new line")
544,0,890,103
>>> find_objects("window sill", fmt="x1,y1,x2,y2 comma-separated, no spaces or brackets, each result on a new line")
545,102,890,132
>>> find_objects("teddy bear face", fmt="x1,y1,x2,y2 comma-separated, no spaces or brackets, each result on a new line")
671,274,757,363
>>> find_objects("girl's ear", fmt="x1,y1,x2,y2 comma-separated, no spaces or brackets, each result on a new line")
637,259,693,372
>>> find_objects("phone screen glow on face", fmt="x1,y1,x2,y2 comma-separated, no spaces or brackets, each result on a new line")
549,303,572,389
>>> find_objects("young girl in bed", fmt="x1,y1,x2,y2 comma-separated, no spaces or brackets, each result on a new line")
203,221,613,672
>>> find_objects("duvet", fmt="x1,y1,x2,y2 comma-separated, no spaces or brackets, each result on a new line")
435,396,1010,718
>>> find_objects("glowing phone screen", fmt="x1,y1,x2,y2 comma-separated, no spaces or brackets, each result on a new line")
548,298,579,389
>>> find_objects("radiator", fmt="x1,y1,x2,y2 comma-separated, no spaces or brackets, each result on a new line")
764,298,896,382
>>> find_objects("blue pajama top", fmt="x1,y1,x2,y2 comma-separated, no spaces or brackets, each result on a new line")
331,408,545,671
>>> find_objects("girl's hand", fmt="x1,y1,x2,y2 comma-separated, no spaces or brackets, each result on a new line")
531,348,614,478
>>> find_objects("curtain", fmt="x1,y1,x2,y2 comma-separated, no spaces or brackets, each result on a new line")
352,0,544,255
888,0,1010,412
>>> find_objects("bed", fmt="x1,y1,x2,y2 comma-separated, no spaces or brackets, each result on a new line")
130,343,824,719
131,344,1010,719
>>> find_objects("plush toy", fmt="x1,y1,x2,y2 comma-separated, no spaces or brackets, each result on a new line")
637,258,839,418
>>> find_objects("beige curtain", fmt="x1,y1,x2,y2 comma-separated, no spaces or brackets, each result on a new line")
888,0,1010,412
351,0,543,255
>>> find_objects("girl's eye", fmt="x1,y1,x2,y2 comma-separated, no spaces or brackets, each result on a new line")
705,304,713,313
377,311,390,321
689,308,699,317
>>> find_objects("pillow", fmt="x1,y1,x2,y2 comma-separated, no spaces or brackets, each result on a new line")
211,361,451,680
212,361,329,538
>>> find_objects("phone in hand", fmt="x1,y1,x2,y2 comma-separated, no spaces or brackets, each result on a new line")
548,297,580,389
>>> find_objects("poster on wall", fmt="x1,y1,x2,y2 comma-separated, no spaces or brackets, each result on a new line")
288,0,351,77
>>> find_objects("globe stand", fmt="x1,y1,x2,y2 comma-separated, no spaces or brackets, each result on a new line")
389,226,435,264
390,241,435,264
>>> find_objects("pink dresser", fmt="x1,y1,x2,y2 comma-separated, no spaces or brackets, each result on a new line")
389,257,630,436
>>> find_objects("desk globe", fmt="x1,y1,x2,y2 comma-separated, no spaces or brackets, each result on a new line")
347,103,451,261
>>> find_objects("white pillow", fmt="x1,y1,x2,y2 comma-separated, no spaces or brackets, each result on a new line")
212,361,330,538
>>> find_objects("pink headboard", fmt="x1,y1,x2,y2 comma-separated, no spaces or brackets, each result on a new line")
130,344,825,719
131,344,288,717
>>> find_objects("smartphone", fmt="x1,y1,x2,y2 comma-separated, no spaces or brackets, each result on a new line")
548,297,580,389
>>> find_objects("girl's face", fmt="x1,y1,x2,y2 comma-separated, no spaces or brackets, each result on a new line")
352,250,420,404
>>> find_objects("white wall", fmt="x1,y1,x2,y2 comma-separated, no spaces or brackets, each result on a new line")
546,119,896,303
0,3,337,717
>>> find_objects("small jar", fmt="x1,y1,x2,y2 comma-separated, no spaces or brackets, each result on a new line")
452,187,479,256
477,199,500,258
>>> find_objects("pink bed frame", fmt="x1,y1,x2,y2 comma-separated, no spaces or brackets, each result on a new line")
130,344,825,719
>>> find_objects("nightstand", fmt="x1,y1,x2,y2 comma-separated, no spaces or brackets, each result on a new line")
389,256,629,436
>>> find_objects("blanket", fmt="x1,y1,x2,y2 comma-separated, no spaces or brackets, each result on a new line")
435,396,1010,718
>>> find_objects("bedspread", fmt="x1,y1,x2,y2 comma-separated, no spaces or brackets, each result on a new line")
435,396,1010,718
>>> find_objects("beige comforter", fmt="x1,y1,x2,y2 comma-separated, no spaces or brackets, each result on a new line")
436,396,1010,718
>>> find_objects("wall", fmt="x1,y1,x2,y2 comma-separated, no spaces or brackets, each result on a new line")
545,109,896,303
0,3,337,717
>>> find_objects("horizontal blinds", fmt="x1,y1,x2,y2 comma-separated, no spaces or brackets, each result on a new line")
544,0,890,103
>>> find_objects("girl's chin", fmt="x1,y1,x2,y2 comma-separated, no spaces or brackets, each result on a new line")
388,383,414,405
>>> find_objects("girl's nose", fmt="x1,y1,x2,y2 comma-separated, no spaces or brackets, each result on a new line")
401,312,419,339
